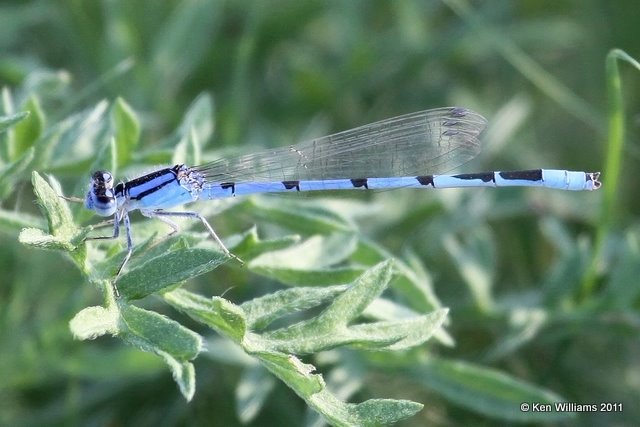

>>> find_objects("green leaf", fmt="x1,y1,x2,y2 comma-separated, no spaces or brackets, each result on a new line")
117,247,228,300
361,308,448,351
354,239,443,312
163,289,247,342
19,172,88,252
69,305,119,339
163,264,430,425
255,350,423,426
260,261,422,354
119,305,203,401
111,97,140,165
314,260,394,327
13,95,45,159
250,266,366,287
308,390,423,427
152,0,222,90
167,92,215,150
0,110,30,134
253,350,325,396
241,284,350,330
602,229,640,308
0,146,34,200
236,364,276,423
249,197,356,234
443,226,496,312
0,207,43,232
250,233,358,269
120,305,202,361
414,357,571,422
349,398,424,426
229,226,300,260
33,100,110,172
248,233,364,285
173,127,202,166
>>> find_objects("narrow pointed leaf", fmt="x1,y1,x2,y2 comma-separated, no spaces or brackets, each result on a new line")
249,234,358,270
13,96,45,158
236,365,277,423
318,260,394,326
413,357,570,422
119,305,202,400
241,284,349,330
0,146,34,199
0,111,30,134
163,288,247,341
117,248,227,300
249,197,356,234
111,97,140,165
19,172,87,251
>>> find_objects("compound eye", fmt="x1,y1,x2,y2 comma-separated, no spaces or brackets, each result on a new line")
91,170,115,189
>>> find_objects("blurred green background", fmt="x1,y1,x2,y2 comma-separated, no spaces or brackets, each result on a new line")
1,0,639,426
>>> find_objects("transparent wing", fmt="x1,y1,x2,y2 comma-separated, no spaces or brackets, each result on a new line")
195,107,487,183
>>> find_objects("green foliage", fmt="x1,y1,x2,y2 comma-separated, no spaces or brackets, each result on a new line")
2,1,639,426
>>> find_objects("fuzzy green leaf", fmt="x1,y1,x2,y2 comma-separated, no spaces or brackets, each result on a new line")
120,305,202,361
248,233,363,285
315,260,394,326
253,350,325,396
19,172,88,251
117,248,228,300
69,305,119,339
354,308,448,351
173,127,202,166
171,92,215,149
13,96,44,159
308,390,423,427
414,358,571,422
241,284,350,330
0,110,30,134
111,97,140,165
163,288,247,342
354,239,443,312
33,101,109,172
119,305,203,401
249,266,366,287
0,146,34,200
249,233,357,269
259,261,430,354
229,226,300,260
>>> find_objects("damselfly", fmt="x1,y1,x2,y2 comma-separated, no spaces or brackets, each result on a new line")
83,107,601,296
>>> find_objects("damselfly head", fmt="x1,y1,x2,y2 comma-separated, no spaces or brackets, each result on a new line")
85,170,117,216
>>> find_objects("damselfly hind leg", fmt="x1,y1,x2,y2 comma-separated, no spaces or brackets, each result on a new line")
144,210,244,265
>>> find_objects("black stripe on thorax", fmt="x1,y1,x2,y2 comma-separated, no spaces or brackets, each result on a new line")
125,167,179,200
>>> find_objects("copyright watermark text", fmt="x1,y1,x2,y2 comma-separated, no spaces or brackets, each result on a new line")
520,402,623,413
